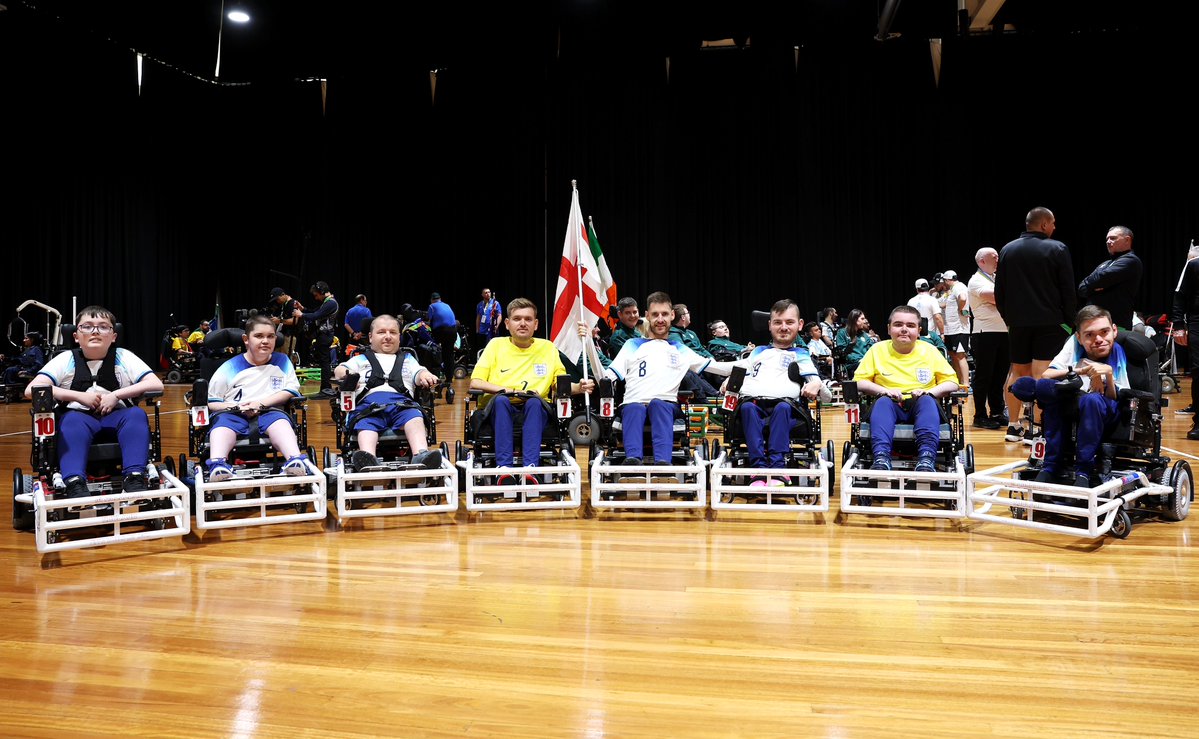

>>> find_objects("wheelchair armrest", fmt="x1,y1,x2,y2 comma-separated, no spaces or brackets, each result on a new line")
840,381,861,404
468,389,486,396
338,372,360,391
677,390,694,401
137,390,163,405
1117,388,1154,403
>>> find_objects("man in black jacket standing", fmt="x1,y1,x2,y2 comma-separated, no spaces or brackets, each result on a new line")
1171,244,1199,439
995,206,1077,442
1078,225,1143,330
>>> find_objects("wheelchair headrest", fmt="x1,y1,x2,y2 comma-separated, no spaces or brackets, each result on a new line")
750,310,770,333
204,327,246,352
1116,330,1160,398
60,323,125,349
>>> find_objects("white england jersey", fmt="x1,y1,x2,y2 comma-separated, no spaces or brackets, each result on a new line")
737,345,819,399
39,347,154,411
339,351,425,399
605,337,710,404
208,353,301,404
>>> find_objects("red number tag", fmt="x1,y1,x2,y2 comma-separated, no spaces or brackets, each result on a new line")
557,397,572,419
721,392,739,412
845,404,860,424
600,398,614,418
190,407,209,427
340,392,356,412
33,413,55,438
1031,439,1046,460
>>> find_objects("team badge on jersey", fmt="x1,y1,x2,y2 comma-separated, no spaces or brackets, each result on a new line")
271,376,283,390
668,351,681,368
534,363,548,377
916,368,932,384
778,353,794,370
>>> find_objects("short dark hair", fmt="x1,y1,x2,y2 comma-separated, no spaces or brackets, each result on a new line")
75,305,116,326
771,299,799,317
646,291,672,310
311,281,330,294
888,305,921,323
1075,304,1113,330
617,297,638,312
1026,206,1054,230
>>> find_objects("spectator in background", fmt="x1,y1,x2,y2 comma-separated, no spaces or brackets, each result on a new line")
1078,225,1143,330
344,294,373,344
475,288,503,352
428,292,458,382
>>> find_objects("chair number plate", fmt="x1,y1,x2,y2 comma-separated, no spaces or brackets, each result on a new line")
557,397,572,419
845,404,860,424
190,407,209,427
722,392,739,412
340,392,356,412
33,413,55,438
600,398,615,418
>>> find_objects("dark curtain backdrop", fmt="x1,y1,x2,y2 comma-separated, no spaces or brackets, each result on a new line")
3,5,1197,362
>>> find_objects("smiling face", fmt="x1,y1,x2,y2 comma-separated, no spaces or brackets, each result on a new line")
370,317,401,354
74,313,117,360
769,305,802,348
619,304,640,330
645,301,674,340
887,308,921,353
1078,315,1116,361
242,321,277,365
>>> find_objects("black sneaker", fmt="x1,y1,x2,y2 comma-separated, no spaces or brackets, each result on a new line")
972,417,1001,430
411,449,442,470
1023,425,1042,445
122,471,148,493
350,450,379,470
1033,469,1056,484
869,456,892,471
1004,426,1024,442
1175,405,1195,415
1073,471,1094,488
622,457,643,466
62,475,90,499
1188,424,1199,441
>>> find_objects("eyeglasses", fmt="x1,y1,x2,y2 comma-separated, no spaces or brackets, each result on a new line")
77,324,114,335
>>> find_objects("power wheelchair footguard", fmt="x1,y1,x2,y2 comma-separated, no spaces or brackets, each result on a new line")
708,366,835,513
838,382,973,519
456,379,582,512
324,373,458,520
589,383,709,511
12,386,191,554
967,384,1192,539
188,379,327,532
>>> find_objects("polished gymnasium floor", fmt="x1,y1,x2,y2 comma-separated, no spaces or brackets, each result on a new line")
0,378,1196,738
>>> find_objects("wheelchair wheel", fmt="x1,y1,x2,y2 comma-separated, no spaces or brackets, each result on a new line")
323,446,333,470
166,369,183,384
453,365,468,380
567,415,597,447
711,439,722,460
964,444,975,475
1109,508,1132,539
842,441,853,467
440,441,450,464
1161,374,1177,394
12,468,34,532
445,387,455,405
1165,460,1193,522
162,455,176,476
455,440,464,464
825,440,835,468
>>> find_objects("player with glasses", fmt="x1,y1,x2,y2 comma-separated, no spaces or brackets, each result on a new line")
26,305,163,498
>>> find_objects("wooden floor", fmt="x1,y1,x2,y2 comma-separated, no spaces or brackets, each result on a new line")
1,378,1197,738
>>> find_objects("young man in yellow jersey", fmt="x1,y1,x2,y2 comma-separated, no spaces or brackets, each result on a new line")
853,305,959,472
470,298,595,484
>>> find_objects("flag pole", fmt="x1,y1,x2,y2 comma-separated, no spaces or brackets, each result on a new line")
572,180,589,385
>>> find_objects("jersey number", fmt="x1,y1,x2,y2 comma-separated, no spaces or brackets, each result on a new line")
638,360,647,377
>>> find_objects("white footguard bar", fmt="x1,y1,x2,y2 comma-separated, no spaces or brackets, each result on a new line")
194,460,327,531
967,460,1167,538
329,457,458,519
20,464,191,554
840,450,967,518
590,450,708,510
709,451,831,513
458,449,581,512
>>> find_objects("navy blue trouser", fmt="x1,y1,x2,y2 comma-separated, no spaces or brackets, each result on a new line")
490,395,548,467
58,407,150,479
1011,377,1119,474
739,400,798,469
869,394,940,460
621,399,679,463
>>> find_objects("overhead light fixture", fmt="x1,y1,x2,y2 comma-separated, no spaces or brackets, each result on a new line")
227,9,250,23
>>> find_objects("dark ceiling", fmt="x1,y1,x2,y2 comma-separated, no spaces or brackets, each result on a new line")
5,1,1174,85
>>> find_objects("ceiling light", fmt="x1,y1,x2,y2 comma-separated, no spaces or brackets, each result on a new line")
227,9,250,23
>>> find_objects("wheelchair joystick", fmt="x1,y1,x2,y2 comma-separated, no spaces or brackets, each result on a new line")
1056,365,1083,394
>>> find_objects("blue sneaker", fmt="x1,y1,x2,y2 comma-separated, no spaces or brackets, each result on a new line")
283,455,310,476
914,454,936,473
206,458,233,483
